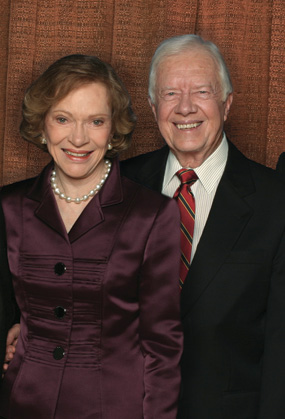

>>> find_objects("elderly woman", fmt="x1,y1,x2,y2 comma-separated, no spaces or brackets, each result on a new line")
0,55,182,419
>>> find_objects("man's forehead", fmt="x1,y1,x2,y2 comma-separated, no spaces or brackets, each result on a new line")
158,52,217,76
159,48,215,65
156,53,219,86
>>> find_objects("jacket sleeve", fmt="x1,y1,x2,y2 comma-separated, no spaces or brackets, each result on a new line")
258,223,285,418
138,197,183,419
0,199,20,370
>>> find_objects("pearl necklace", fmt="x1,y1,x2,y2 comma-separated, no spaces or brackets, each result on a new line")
50,160,112,204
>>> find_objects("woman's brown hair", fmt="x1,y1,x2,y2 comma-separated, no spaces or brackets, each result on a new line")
20,54,136,157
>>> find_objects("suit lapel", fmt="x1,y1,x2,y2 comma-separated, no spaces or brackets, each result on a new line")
181,142,255,317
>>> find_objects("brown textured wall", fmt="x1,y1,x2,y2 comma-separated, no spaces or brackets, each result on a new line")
0,0,284,185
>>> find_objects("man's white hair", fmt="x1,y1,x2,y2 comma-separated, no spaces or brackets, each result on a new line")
148,34,233,104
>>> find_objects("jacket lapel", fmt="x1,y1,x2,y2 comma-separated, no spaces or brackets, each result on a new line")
180,142,255,318
68,158,123,242
26,162,68,241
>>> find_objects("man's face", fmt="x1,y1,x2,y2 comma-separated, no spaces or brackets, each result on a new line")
150,50,233,167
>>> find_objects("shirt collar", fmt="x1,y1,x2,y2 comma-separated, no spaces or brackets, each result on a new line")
164,134,228,194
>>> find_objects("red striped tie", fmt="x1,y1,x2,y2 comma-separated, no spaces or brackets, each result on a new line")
174,169,198,289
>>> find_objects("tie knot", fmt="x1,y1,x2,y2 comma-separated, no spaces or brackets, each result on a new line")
176,169,198,186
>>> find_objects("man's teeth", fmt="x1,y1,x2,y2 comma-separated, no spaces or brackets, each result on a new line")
176,122,201,129
65,150,90,157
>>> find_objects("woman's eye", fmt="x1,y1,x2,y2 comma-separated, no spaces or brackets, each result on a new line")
92,120,103,126
56,117,67,124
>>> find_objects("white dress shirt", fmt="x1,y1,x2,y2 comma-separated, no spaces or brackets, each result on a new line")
162,134,228,262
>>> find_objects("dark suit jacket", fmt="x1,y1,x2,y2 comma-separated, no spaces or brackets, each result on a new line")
276,152,285,181
0,201,18,375
121,141,285,419
0,158,182,418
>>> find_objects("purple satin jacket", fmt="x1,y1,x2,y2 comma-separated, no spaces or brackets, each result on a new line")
0,158,182,419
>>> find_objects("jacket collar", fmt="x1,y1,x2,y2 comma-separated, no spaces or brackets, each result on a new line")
26,158,123,242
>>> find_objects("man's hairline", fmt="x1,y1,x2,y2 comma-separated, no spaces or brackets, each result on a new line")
149,50,229,106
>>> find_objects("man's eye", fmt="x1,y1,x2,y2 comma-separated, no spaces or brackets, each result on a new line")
199,90,213,95
197,90,211,95
194,90,213,100
161,91,178,101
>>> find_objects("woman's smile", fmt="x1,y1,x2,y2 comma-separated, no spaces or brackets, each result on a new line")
63,148,94,159
43,82,113,189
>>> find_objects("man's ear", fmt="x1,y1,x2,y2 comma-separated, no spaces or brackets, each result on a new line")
148,96,158,122
224,93,233,121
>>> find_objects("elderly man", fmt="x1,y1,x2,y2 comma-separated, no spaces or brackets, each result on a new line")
121,34,285,419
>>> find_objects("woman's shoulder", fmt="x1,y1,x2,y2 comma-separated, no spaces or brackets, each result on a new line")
121,174,178,216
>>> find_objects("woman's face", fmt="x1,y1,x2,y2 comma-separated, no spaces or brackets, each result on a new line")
43,82,112,183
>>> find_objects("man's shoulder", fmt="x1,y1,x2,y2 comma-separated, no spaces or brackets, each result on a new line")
276,152,285,182
1,176,35,198
227,141,285,196
121,146,168,171
120,146,169,190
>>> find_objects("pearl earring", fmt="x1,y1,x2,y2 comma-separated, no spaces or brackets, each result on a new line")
41,138,47,145
107,143,113,150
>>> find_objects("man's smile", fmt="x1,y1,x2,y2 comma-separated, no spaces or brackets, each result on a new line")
175,122,202,130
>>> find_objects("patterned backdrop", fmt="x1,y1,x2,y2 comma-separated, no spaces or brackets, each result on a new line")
0,0,284,185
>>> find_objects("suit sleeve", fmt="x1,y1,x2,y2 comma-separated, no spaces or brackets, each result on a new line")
0,199,19,370
138,197,183,419
258,224,285,418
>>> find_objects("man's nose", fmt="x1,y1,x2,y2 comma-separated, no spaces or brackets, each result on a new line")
175,92,197,115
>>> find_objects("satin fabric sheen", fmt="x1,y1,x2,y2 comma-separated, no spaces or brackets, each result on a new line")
0,158,182,419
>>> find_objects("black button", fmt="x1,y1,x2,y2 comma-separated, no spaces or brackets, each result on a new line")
54,262,66,276
53,346,65,360
54,306,66,319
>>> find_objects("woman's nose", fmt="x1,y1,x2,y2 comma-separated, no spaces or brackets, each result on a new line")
70,123,89,146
